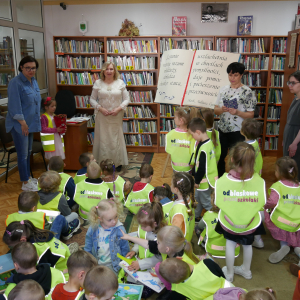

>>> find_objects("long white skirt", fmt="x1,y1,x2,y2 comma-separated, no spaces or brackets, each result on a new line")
93,111,128,166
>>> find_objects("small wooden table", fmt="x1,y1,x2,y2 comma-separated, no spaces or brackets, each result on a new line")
64,121,88,170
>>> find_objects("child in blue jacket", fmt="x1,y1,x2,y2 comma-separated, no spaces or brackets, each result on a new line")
84,198,129,274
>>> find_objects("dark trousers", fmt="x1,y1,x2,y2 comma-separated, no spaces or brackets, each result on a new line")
218,129,245,177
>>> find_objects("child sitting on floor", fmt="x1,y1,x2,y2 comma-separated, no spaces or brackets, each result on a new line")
74,153,95,185
1,242,65,300
100,158,132,203
48,156,76,209
51,250,98,300
37,171,79,224
125,164,154,214
74,161,113,220
7,280,45,300
153,183,173,220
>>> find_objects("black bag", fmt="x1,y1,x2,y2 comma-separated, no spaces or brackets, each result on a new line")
55,90,76,118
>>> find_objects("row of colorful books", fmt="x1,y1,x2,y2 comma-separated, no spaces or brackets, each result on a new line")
129,91,153,103
87,132,94,145
107,40,158,54
56,71,99,85
160,38,213,53
124,105,156,119
216,38,265,53
239,55,269,70
268,89,282,104
120,72,154,86
272,38,287,53
271,56,285,71
124,134,153,146
123,120,157,133
242,73,261,87
270,74,284,88
75,95,91,108
55,55,104,69
55,39,104,53
160,104,176,117
160,119,175,132
107,56,156,70
255,90,267,103
265,137,278,150
266,122,280,135
267,106,281,120
255,106,264,118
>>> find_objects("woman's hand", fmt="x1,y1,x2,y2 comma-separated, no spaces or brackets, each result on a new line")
288,143,298,158
99,107,111,116
222,106,229,112
125,251,136,259
228,108,238,115
110,107,122,116
128,261,140,272
21,122,29,136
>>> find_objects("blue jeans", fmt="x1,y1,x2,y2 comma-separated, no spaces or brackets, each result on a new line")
50,215,69,239
10,128,33,182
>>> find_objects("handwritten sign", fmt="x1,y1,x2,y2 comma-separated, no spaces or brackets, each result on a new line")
155,49,240,108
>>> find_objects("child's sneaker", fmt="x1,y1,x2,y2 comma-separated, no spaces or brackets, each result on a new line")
222,266,233,282
22,181,38,192
29,177,38,184
268,245,290,264
252,238,264,248
233,265,252,279
62,219,80,240
68,242,79,254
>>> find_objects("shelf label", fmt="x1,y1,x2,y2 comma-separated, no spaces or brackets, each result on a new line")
193,49,196,51
126,66,130,70
61,80,65,84
135,142,139,146
92,123,95,127
114,49,118,53
166,113,171,117
62,69,71,71
130,66,134,70
87,141,91,145
117,66,121,70
139,129,143,133
134,114,138,119
87,104,91,108
127,81,132,85
92,65,96,69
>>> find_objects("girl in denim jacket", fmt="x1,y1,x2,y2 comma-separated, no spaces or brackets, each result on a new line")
84,198,130,274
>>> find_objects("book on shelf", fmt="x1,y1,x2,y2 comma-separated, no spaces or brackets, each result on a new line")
160,134,166,147
239,55,269,70
267,106,281,120
120,72,154,86
75,95,91,108
160,104,176,117
242,73,261,87
254,106,264,118
123,120,157,133
129,91,153,103
55,39,103,53
266,122,280,135
273,38,287,53
216,37,265,53
268,89,282,104
265,137,278,150
172,16,187,36
73,113,95,127
258,137,262,149
160,38,213,53
124,105,156,118
124,134,153,146
87,132,94,145
270,74,284,87
155,49,239,108
0,73,11,85
56,55,103,69
255,89,266,103
160,118,175,132
107,39,157,54
107,55,155,70
237,16,253,36
57,71,100,85
271,56,285,70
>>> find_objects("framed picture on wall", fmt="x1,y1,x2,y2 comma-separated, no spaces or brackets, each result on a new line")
295,14,300,30
201,3,229,23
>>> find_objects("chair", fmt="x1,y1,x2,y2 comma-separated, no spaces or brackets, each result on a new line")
55,90,76,118
31,140,47,178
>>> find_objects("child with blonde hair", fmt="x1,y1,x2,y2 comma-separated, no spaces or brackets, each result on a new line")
169,172,197,241
215,142,266,282
166,106,197,172
264,157,300,264
37,171,79,225
74,161,113,220
80,266,118,300
84,198,130,274
125,164,154,214
100,158,132,203
7,280,45,300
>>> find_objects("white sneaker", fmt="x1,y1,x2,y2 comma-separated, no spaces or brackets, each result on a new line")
295,247,300,257
222,266,234,282
234,265,252,279
22,181,38,192
252,238,264,248
29,177,38,184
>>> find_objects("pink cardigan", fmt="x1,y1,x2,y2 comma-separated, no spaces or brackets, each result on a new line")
40,114,58,134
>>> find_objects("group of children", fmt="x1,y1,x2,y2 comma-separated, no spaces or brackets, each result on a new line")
3,102,299,300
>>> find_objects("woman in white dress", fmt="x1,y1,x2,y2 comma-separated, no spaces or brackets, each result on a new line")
90,62,130,169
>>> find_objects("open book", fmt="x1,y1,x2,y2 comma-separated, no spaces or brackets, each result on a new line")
155,49,240,108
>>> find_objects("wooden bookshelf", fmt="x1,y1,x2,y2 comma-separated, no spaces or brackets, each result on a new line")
54,35,286,155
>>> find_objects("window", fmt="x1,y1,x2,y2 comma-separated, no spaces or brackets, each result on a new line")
0,26,15,100
19,29,47,89
16,0,42,27
0,0,12,21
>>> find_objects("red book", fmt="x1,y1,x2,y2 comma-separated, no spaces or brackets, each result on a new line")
54,114,67,133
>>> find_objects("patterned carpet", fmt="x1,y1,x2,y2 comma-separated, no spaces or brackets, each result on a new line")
64,152,153,247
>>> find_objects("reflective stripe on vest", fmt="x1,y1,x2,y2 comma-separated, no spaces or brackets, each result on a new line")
162,201,173,223
248,140,263,176
37,193,62,222
215,173,266,234
137,226,154,259
59,172,72,195
125,184,154,214
269,181,300,232
206,129,221,163
105,176,126,203
165,129,195,172
6,211,45,229
74,173,87,185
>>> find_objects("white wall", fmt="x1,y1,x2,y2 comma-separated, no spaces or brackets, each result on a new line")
44,1,298,94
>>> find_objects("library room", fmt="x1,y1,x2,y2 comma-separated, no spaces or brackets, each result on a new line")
0,0,299,299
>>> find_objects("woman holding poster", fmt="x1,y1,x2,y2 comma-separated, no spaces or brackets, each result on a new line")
214,62,257,177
